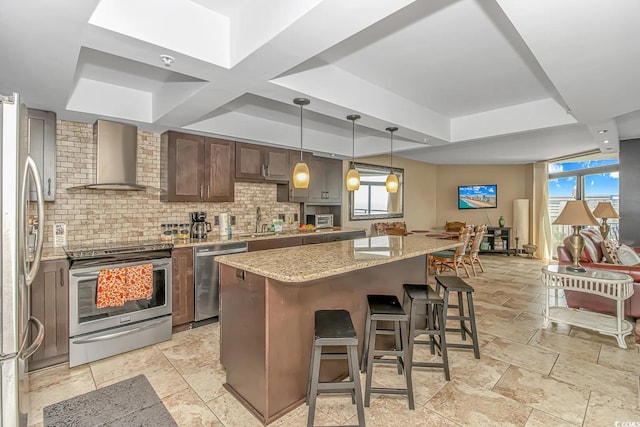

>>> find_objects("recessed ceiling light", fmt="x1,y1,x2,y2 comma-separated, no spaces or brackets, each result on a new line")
330,153,335,157
603,140,609,144
597,129,608,134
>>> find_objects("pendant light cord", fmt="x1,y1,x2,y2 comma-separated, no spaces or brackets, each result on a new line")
390,131,393,171
299,105,303,161
351,120,355,166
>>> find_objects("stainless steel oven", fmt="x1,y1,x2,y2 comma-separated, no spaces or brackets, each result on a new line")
306,214,334,229
66,243,172,367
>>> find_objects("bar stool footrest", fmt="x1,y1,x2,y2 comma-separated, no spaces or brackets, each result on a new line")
369,387,410,396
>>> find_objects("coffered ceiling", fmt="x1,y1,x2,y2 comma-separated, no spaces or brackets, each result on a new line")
1,0,639,164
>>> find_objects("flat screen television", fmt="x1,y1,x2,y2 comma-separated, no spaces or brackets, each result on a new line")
458,185,497,209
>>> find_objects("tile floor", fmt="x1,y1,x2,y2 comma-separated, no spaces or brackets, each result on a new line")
28,256,640,426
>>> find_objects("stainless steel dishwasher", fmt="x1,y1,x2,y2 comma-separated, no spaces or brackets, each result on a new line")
194,242,248,321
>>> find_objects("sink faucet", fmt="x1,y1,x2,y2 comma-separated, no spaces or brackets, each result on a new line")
256,207,262,233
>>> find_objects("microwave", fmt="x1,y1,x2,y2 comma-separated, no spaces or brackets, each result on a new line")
306,214,334,229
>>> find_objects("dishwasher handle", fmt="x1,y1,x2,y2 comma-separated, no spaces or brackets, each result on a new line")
195,248,247,257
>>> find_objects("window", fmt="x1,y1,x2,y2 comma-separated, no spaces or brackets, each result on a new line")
349,163,404,220
548,158,619,254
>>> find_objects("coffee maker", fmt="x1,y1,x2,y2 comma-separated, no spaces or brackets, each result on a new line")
190,211,211,239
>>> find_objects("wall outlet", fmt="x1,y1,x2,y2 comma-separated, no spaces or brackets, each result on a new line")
278,213,285,221
214,215,219,226
230,215,236,226
294,213,299,222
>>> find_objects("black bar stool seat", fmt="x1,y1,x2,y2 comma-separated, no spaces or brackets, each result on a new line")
360,294,414,410
307,310,365,427
435,275,480,359
402,284,450,381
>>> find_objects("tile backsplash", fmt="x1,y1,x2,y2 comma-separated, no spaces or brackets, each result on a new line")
41,120,300,249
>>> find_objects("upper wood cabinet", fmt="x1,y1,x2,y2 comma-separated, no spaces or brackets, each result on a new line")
161,131,235,202
235,142,289,182
29,259,69,371
307,156,342,204
27,109,56,201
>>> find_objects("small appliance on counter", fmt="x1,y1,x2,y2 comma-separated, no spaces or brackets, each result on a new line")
306,214,334,229
191,211,211,239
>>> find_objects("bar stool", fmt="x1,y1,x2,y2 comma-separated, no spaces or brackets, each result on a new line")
307,310,365,427
402,284,450,381
435,275,480,359
360,294,414,409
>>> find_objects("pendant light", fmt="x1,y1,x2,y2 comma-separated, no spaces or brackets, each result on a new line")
385,126,399,193
292,98,310,188
345,114,361,191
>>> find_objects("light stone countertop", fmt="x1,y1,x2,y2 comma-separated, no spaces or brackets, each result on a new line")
216,234,461,283
172,226,365,249
40,227,365,261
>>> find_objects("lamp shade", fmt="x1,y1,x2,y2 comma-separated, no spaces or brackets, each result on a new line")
346,166,360,191
592,201,620,219
385,173,399,193
292,161,310,188
552,200,600,226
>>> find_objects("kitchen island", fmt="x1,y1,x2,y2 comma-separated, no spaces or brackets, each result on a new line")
216,235,460,424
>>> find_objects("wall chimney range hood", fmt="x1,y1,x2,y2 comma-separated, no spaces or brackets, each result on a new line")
69,120,153,191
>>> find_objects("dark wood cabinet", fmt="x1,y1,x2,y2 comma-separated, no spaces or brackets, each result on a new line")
235,142,289,182
480,227,513,255
248,236,303,252
161,131,235,202
327,230,365,242
27,108,56,201
29,259,69,371
301,233,327,245
172,247,195,327
308,157,342,204
277,154,342,204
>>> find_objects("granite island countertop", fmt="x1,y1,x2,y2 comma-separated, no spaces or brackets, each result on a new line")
216,234,461,283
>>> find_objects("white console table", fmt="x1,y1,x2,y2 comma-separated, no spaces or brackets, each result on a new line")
541,265,634,348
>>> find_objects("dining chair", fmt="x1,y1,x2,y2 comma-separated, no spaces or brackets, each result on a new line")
463,224,487,276
429,227,472,277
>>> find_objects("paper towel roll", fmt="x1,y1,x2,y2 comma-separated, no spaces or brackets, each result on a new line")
219,213,229,236
513,199,530,245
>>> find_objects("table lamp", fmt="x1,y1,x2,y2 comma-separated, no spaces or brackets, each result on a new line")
552,200,600,272
592,201,620,240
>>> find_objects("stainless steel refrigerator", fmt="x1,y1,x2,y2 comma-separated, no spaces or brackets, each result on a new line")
1,93,45,427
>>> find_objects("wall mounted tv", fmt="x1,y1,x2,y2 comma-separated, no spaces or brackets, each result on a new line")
458,185,497,209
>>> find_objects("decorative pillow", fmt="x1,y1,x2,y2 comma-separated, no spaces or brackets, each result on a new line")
617,244,640,266
582,237,598,263
601,240,620,264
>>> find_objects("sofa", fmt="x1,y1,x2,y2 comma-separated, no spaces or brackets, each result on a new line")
557,228,640,318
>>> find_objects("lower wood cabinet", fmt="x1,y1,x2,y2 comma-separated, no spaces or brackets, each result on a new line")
29,259,69,371
172,247,194,327
248,236,303,252
327,230,366,241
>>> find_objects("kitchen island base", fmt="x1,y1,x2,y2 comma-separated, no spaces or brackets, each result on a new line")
219,255,427,425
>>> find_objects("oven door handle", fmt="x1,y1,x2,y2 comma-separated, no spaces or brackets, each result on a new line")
71,260,171,279
71,317,171,344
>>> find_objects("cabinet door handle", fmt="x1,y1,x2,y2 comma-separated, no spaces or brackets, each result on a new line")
207,185,210,198
200,185,203,198
60,268,64,287
47,178,51,196
264,164,270,176
261,164,266,178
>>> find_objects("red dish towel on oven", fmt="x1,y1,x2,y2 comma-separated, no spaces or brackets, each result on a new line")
96,264,153,309
97,267,127,309
125,263,153,302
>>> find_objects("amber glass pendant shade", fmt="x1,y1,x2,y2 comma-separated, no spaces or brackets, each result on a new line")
293,161,310,188
385,173,398,193
346,166,360,191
